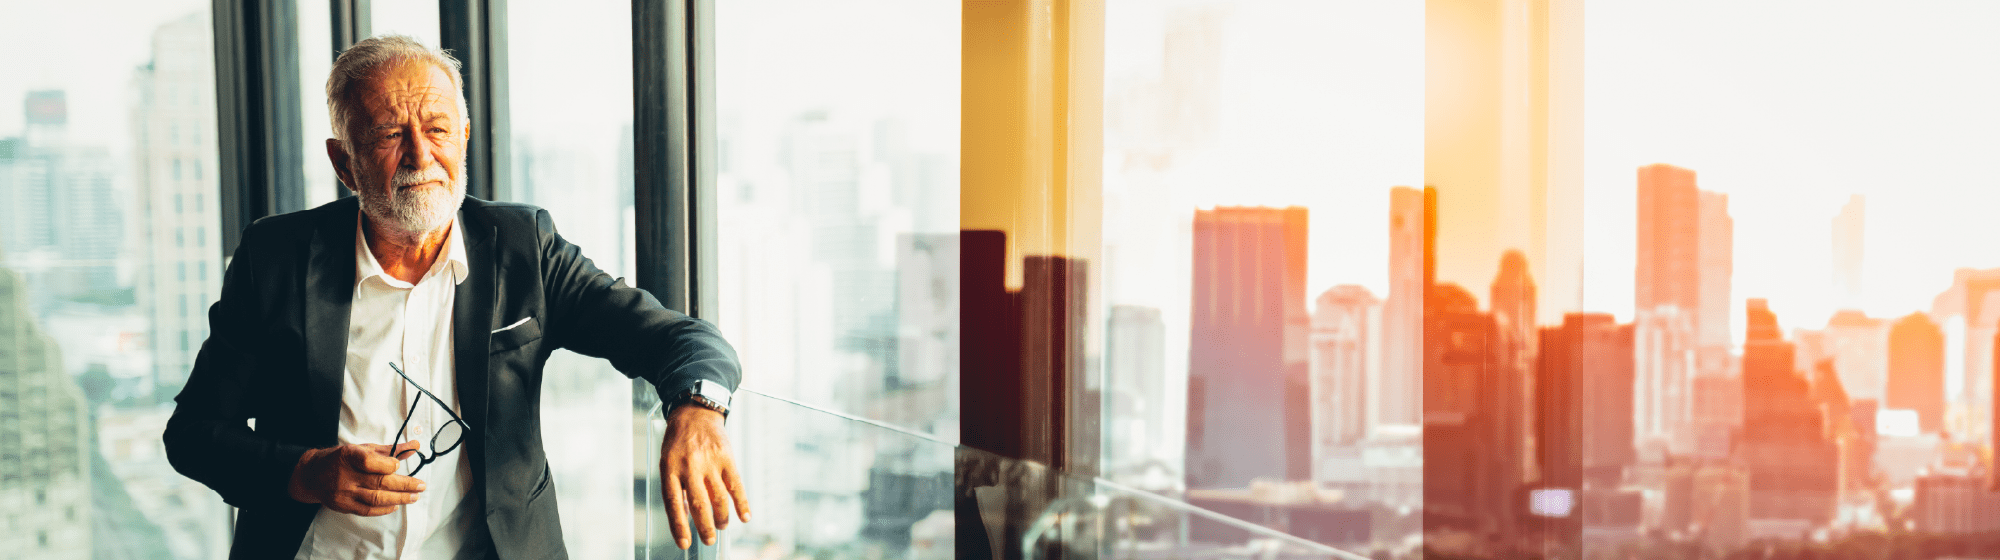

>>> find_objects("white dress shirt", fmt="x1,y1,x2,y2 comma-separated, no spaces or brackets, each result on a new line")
295,215,487,559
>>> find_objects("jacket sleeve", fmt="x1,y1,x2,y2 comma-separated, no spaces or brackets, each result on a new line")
535,209,742,405
162,227,314,510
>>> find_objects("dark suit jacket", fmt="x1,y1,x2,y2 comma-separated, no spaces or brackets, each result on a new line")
163,196,740,559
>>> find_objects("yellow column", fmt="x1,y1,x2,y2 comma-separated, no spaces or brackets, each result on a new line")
962,0,1101,290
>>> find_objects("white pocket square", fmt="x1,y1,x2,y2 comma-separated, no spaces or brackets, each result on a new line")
492,317,532,334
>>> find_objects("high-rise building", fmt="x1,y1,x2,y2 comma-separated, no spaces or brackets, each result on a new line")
1423,251,1538,546
1310,284,1377,454
1542,313,1635,487
1739,299,1840,525
0,266,92,557
1833,195,1865,306
1381,186,1425,428
1424,0,1584,325
1817,310,1889,405
1697,190,1733,373
1888,312,1947,434
1634,305,1696,458
1690,373,1743,460
1927,268,2000,440
1106,304,1170,487
1187,206,1310,489
1635,164,1736,459
132,13,223,398
1912,472,2000,533
1636,163,1700,315
0,92,121,315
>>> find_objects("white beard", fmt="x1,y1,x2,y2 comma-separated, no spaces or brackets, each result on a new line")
357,160,465,237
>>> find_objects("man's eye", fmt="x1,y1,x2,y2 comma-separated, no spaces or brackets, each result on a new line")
428,128,447,134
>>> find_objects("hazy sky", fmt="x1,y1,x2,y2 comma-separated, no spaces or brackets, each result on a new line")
10,0,1999,340
1583,0,2000,339
1106,1,2000,344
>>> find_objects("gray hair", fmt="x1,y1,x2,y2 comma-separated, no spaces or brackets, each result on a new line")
326,35,469,152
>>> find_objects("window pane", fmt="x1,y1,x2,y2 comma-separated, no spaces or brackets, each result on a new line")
713,0,960,556
1098,1,1425,553
506,1,638,558
1,2,230,558
370,0,442,50
298,0,340,207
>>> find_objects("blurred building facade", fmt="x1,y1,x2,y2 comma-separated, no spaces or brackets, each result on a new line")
1186,206,1311,489
1887,312,1947,434
131,13,223,401
1738,299,1840,526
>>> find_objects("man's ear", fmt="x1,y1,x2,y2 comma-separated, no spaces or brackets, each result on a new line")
327,138,357,193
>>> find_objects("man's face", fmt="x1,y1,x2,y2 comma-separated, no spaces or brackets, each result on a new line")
329,60,469,237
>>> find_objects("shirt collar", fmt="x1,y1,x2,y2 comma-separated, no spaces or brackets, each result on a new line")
354,212,470,289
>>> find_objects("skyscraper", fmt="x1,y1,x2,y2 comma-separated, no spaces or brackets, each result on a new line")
0,91,121,314
1423,251,1538,546
1697,190,1733,373
1542,313,1635,486
0,265,92,557
1381,186,1425,429
1637,163,1700,315
1425,0,1585,325
1634,305,1696,458
1536,313,1607,494
1106,304,1170,486
1636,164,1732,458
1817,310,1889,405
1928,268,2000,440
1187,206,1310,488
1887,312,1946,434
132,13,223,397
1739,299,1840,525
1310,284,1377,452
1833,195,1865,306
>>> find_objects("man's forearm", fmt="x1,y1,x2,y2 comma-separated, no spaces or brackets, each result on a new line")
164,411,314,510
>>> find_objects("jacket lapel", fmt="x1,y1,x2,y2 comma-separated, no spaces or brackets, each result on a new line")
304,198,357,445
453,205,495,476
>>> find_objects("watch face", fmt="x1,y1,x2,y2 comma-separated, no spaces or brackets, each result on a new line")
693,380,732,406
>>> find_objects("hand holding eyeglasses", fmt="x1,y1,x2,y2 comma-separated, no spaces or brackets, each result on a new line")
287,439,428,516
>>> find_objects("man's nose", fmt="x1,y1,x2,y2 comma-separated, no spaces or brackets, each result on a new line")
400,128,436,172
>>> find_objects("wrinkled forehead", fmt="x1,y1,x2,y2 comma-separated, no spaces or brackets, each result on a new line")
353,60,463,123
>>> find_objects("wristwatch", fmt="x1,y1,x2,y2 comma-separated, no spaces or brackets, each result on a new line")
674,379,732,418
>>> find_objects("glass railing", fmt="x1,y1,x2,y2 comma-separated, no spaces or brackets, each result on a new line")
636,389,1371,560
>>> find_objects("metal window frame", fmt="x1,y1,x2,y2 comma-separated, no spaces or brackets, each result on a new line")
441,0,512,202
328,0,370,200
634,0,717,557
633,0,715,319
214,0,307,257
330,0,371,55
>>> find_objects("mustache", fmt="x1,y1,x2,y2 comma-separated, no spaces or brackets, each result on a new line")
391,165,451,188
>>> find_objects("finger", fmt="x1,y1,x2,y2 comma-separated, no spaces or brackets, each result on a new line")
357,487,419,507
687,472,717,546
334,495,398,517
705,475,731,530
360,452,402,475
391,439,422,460
663,468,693,549
372,474,427,493
722,461,752,522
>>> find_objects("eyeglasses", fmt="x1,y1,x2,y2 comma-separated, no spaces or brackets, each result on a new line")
389,362,470,477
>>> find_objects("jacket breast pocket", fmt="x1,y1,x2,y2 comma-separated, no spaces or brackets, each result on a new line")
489,316,542,354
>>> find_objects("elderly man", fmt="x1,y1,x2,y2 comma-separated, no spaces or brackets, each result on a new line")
164,35,747,559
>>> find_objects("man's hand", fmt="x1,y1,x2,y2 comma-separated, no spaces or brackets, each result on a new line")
660,403,750,549
289,440,427,516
